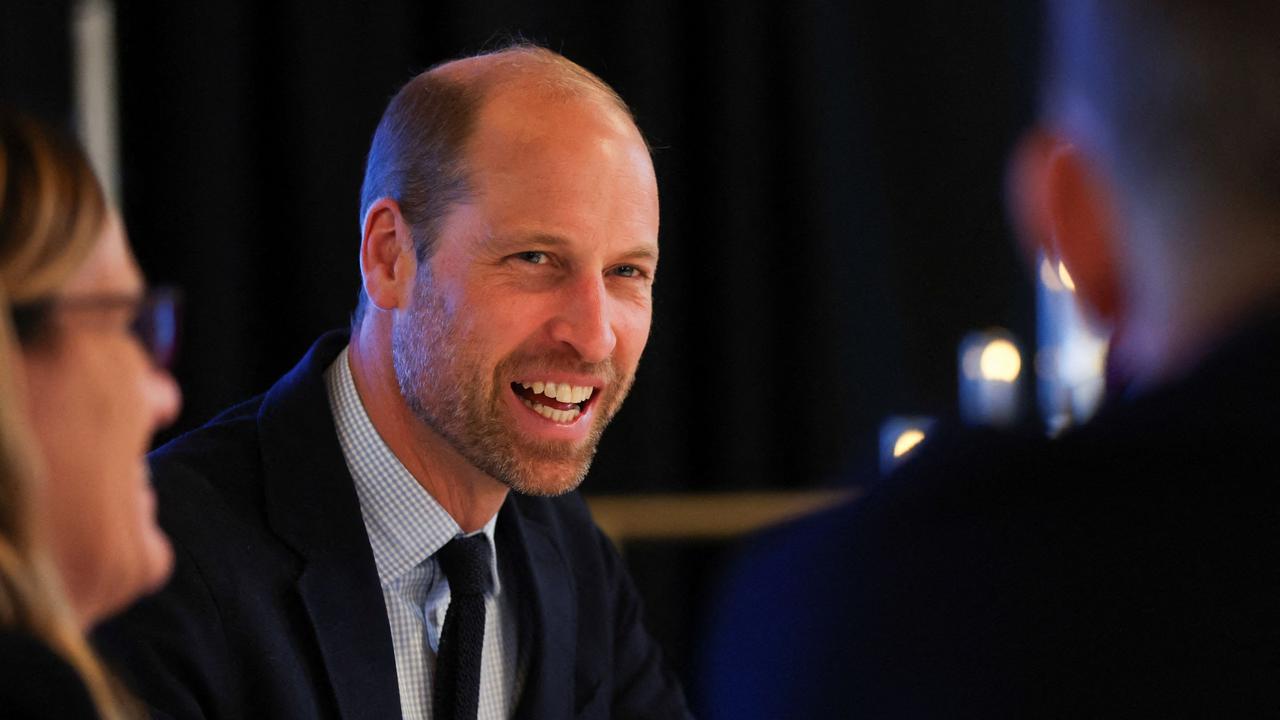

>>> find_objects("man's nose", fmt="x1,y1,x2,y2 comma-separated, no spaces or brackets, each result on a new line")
548,273,617,363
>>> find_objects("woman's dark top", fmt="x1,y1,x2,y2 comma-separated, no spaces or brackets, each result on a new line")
0,629,99,718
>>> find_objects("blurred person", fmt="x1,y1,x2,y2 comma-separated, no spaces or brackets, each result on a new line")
96,45,691,719
701,1,1280,716
0,109,181,719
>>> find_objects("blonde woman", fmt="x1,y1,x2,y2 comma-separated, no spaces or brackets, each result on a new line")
0,109,180,719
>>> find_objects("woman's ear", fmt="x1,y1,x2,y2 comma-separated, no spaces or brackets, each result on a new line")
359,198,418,312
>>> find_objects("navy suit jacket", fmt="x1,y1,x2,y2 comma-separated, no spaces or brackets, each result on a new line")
702,307,1280,718
96,331,690,720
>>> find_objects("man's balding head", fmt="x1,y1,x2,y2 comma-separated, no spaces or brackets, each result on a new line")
354,46,642,326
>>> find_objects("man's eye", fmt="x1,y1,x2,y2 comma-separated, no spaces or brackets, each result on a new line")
517,251,547,265
613,265,644,279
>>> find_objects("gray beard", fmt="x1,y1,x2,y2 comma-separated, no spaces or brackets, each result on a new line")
390,273,629,496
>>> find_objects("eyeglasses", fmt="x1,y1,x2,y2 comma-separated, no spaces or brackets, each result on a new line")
10,287,181,369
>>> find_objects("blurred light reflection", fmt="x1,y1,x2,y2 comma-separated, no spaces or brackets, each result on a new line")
959,330,1023,427
879,416,935,475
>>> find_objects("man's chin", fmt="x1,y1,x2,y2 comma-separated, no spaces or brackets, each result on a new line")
496,455,593,497
469,427,595,494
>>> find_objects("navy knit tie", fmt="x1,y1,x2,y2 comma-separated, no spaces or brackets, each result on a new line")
433,534,490,720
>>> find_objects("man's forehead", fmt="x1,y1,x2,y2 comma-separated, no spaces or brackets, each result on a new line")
461,87,656,201
470,82,640,145
427,53,659,253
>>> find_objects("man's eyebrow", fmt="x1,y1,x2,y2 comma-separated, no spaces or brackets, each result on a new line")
484,232,658,261
481,232,570,252
615,246,659,263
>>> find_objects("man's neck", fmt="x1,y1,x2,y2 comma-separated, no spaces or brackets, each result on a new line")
1110,223,1280,392
347,322,509,533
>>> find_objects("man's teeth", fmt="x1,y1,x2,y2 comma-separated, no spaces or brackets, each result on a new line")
518,381,594,404
520,399,582,423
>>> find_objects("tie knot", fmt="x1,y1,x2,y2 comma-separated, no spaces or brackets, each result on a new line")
436,534,491,597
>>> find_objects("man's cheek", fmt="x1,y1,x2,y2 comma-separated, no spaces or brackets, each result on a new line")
618,317,653,367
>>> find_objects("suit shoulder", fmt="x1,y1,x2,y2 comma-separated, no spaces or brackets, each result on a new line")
508,490,596,533
151,394,266,484
872,422,1053,512
504,491,617,579
721,425,1052,598
147,394,274,543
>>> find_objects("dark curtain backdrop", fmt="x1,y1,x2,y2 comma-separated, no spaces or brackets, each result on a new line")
106,0,1038,494
1,2,73,126
4,0,1039,707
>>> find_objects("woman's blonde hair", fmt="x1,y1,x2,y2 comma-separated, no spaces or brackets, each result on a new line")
0,109,137,720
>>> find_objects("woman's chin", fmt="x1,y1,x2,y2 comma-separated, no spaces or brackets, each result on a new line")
134,472,174,591
138,527,175,593
83,526,174,628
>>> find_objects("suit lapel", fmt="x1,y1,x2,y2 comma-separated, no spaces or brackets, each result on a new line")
259,332,401,720
501,498,577,720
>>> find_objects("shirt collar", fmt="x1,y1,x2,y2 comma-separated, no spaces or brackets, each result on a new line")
324,345,501,594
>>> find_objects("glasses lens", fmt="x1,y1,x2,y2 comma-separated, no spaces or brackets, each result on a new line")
132,288,181,368
9,300,53,344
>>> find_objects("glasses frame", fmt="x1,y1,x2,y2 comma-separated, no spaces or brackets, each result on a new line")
10,286,182,369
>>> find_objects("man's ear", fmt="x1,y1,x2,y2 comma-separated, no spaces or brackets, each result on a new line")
1008,128,1121,322
360,198,418,311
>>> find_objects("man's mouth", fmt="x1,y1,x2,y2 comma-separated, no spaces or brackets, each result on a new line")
510,380,597,423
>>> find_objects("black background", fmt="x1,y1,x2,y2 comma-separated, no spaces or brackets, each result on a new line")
3,0,1040,709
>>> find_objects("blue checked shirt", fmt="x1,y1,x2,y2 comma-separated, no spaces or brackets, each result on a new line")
325,347,520,719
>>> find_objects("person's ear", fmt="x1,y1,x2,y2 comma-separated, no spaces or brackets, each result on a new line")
1006,128,1057,269
359,198,418,311
1008,128,1121,323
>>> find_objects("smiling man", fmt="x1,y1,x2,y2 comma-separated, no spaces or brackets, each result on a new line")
96,46,691,720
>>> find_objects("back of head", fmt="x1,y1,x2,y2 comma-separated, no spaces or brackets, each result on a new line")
1044,0,1280,233
353,43,638,325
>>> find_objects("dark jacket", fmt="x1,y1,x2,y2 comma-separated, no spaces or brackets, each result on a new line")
96,331,690,720
0,630,100,719
702,308,1280,718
